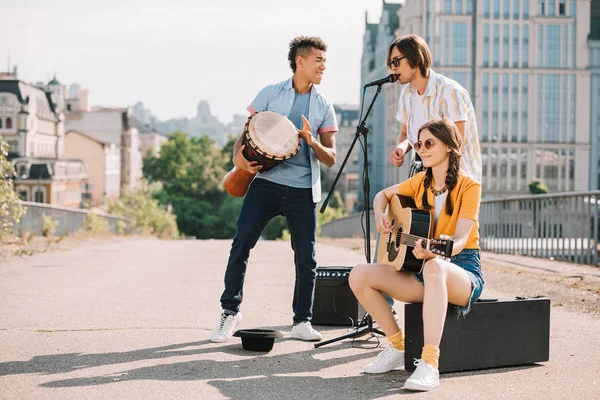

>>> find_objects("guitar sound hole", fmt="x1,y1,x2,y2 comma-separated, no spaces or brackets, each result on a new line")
395,227,403,247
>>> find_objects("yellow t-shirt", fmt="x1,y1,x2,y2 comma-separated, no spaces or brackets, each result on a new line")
397,170,481,249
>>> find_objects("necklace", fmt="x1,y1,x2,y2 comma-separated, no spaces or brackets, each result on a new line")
430,184,447,197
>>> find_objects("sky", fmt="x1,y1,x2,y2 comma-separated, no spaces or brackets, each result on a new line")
1,0,403,124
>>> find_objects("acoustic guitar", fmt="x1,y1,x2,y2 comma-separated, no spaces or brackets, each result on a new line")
376,194,454,273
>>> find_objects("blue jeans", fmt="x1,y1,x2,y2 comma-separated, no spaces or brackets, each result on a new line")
220,178,317,322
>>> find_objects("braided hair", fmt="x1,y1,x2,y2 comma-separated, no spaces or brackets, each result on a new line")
418,119,463,215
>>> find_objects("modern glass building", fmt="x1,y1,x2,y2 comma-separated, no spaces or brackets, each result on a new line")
362,0,592,197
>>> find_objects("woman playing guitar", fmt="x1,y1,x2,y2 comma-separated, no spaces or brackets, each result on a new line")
349,118,484,392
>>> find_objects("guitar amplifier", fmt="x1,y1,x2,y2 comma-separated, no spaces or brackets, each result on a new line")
312,266,364,326
405,298,550,373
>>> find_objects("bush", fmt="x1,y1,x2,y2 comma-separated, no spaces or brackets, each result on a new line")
83,213,110,236
41,214,59,237
0,137,25,237
108,180,179,239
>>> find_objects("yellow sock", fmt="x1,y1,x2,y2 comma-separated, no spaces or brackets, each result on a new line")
421,345,440,369
387,330,405,351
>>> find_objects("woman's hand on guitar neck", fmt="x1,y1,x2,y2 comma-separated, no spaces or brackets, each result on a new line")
375,212,393,234
233,145,262,174
412,240,437,260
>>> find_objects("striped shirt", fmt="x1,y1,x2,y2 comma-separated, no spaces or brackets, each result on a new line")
396,69,482,182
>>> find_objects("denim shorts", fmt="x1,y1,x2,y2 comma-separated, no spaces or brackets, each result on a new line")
414,248,484,317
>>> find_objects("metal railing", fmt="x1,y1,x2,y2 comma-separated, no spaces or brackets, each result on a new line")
480,191,600,265
321,191,600,266
15,201,127,236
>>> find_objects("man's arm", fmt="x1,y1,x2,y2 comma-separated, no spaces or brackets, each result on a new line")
299,115,336,168
454,120,466,142
390,124,410,167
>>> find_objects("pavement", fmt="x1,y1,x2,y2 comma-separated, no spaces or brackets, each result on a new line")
1,237,599,399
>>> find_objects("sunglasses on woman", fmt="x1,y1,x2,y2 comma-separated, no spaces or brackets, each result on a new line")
413,138,437,152
387,56,406,69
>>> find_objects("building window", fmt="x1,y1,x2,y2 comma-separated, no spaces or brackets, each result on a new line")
453,23,468,66
558,0,565,15
457,0,463,13
493,24,500,67
503,24,509,67
444,22,450,65
0,119,2,128
523,25,529,67
548,0,555,16
544,75,560,142
545,25,561,68
562,75,568,142
524,0,529,18
513,24,520,67
570,24,575,67
494,0,500,18
538,25,544,67
18,190,28,201
484,0,490,18
513,0,520,18
34,189,44,203
5,118,12,129
512,74,519,141
66,104,71,111
467,0,473,13
569,0,575,17
539,0,545,15
483,24,490,66
569,75,575,142
446,0,452,13
502,74,509,141
482,73,489,141
504,0,510,19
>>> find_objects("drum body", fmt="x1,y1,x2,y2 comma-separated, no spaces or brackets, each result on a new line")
223,111,300,197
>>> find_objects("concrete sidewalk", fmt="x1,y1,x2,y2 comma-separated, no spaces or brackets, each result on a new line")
1,238,599,399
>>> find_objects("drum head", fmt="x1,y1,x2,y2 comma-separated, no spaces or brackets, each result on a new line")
248,111,300,159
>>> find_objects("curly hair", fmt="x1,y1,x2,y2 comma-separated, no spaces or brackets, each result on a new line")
418,119,463,215
288,36,327,72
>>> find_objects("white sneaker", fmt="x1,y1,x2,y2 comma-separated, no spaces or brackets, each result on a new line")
364,344,405,373
402,359,440,391
210,311,243,343
290,321,323,341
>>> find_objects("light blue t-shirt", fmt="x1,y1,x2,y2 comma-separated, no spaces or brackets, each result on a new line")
257,92,312,188
247,77,339,203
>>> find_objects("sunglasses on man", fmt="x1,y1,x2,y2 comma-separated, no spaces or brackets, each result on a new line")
387,56,406,69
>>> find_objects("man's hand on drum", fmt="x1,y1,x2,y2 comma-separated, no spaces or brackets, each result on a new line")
233,145,262,174
298,115,315,145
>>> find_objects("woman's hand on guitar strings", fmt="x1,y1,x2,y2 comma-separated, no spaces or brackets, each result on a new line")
375,212,393,234
298,115,316,146
412,240,437,260
233,145,262,174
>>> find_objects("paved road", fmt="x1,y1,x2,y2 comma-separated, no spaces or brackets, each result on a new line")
1,238,599,399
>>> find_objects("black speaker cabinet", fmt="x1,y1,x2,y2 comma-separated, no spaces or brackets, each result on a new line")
405,298,550,373
312,266,363,326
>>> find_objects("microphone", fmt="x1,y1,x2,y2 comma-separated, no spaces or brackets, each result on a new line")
363,74,399,88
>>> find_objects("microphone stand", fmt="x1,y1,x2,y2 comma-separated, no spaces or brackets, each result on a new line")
315,83,386,348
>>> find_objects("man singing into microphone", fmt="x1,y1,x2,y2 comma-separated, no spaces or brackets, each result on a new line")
388,34,481,181
211,36,338,343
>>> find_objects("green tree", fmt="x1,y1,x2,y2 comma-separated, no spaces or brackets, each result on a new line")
143,131,242,239
0,137,25,237
528,179,549,195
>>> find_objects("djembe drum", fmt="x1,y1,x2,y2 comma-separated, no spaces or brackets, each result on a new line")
223,111,301,197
